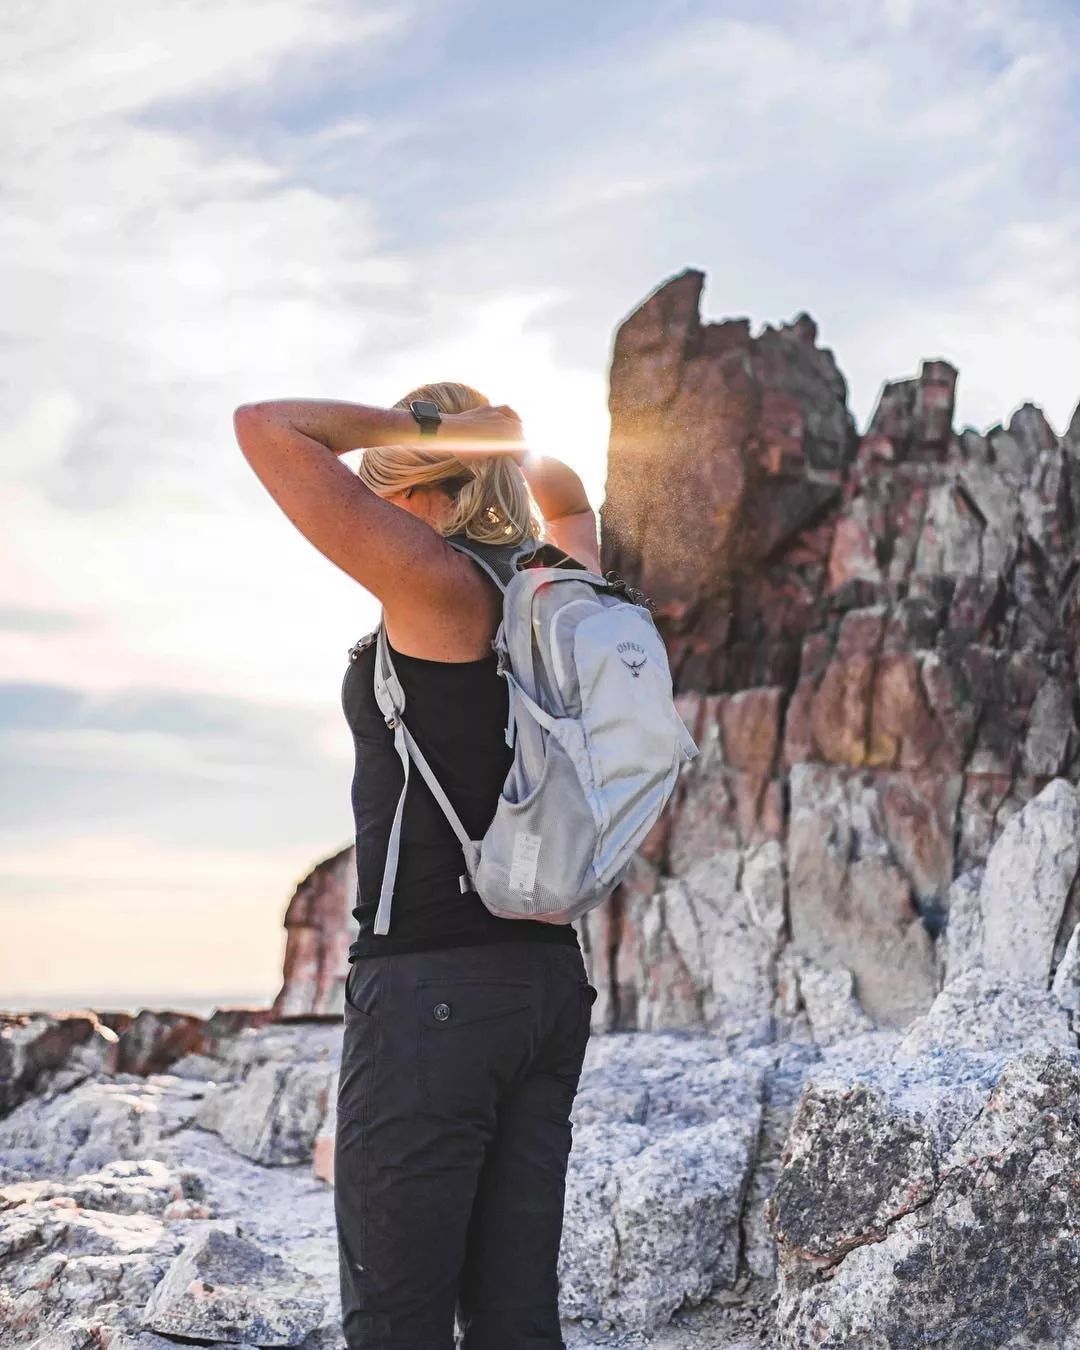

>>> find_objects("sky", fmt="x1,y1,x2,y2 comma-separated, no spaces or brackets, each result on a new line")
2,0,1079,1009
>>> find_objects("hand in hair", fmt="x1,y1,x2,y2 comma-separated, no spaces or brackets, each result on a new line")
439,404,526,464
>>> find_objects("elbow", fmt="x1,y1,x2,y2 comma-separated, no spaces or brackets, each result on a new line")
233,402,269,450
233,401,264,427
232,402,269,461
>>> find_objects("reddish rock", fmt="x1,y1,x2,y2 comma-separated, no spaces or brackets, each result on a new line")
0,1013,118,1117
115,1010,205,1076
877,772,963,917
202,1006,276,1041
828,510,881,591
313,1129,335,1186
274,846,355,1018
595,271,1080,1034
612,858,672,1031
869,649,939,770
721,688,782,783
577,890,620,1031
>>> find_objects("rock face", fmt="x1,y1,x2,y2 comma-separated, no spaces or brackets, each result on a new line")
115,1010,206,1075
581,268,1080,1043
770,1043,1080,1349
274,846,355,1018
0,1152,327,1349
191,1024,339,1167
767,778,1080,1348
0,1012,120,1115
0,1159,233,1347
0,1007,275,1126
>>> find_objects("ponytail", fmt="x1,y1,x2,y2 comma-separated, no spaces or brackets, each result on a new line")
356,381,545,547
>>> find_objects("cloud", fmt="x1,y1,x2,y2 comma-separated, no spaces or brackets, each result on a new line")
0,607,86,634
390,0,1080,430
844,211,1080,435
0,679,352,841
0,0,417,501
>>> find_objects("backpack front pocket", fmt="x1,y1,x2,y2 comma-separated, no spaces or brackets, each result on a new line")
478,723,600,919
572,606,687,874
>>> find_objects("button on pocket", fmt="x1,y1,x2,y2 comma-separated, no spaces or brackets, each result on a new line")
415,978,535,1110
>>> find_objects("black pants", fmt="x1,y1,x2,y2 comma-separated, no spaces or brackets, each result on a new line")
334,939,597,1349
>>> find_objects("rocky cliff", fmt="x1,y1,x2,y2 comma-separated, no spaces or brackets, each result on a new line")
273,847,355,1019
582,267,1080,1045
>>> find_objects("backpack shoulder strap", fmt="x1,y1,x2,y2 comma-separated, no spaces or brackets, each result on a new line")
370,620,479,935
443,533,540,591
518,541,590,572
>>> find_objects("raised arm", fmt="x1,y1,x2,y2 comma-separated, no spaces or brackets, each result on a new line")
231,395,600,603
232,397,523,607
520,457,601,573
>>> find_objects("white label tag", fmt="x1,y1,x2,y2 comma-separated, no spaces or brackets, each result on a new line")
508,831,542,895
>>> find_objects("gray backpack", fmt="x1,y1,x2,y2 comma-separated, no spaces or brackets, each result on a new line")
364,533,700,935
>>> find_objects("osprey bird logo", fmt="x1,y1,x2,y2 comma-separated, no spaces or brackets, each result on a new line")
617,641,648,678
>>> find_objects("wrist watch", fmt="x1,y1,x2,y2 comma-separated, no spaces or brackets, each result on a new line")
409,399,442,436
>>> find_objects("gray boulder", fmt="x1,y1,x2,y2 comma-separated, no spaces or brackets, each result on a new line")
769,1044,1080,1348
0,1156,237,1347
0,1077,206,1181
559,1033,764,1331
143,1227,325,1346
196,1061,333,1167
975,778,1080,985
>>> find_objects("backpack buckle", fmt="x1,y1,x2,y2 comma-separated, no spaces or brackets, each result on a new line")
348,630,378,661
603,570,656,611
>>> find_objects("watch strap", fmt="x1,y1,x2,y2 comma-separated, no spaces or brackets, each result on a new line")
409,400,442,436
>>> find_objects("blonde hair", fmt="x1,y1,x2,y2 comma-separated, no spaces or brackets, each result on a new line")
356,381,546,547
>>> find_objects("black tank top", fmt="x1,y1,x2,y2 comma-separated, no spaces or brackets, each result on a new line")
342,623,582,960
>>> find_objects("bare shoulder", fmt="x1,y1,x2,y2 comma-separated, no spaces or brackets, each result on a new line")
383,544,504,661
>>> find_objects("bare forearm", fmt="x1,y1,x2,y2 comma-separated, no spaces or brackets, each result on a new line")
234,399,418,457
232,397,591,521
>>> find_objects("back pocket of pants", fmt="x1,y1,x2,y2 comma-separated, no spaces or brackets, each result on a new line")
414,977,534,1111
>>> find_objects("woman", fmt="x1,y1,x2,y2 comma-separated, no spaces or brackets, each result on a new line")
233,380,601,1349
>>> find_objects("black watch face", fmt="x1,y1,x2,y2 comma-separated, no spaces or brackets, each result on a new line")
411,400,440,421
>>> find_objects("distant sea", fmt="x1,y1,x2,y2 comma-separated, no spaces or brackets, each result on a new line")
2,991,277,1019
